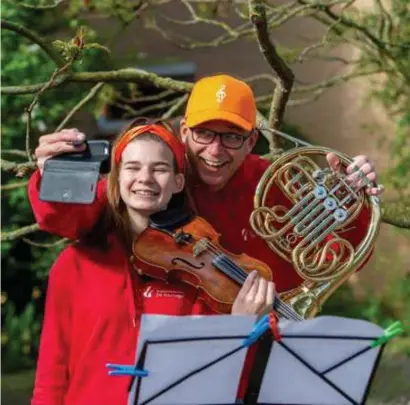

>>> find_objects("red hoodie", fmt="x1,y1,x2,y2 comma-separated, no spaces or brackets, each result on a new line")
31,235,215,405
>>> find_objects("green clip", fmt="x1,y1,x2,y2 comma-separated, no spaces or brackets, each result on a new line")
371,321,404,348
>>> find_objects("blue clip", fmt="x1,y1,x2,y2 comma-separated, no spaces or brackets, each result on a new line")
242,315,270,347
106,363,149,377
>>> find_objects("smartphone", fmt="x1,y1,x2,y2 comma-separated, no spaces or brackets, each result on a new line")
39,140,111,204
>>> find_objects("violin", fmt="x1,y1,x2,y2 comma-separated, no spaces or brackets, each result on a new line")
132,204,302,321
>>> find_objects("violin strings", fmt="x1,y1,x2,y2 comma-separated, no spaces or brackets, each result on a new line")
191,241,300,320
198,240,302,321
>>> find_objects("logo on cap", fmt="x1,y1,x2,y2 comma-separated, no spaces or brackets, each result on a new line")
216,84,227,103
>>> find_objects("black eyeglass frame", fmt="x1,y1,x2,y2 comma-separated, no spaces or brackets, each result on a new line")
189,127,254,150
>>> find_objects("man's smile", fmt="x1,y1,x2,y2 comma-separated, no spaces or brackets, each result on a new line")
199,157,229,169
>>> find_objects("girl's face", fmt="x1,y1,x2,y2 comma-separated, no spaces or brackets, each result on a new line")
119,139,184,215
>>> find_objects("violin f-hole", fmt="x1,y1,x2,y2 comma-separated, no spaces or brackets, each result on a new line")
171,257,205,270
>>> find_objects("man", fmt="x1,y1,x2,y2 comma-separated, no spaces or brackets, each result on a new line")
30,74,381,296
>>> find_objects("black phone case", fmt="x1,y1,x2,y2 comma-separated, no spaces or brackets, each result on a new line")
39,140,111,204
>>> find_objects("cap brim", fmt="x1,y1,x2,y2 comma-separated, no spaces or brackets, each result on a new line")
186,110,253,132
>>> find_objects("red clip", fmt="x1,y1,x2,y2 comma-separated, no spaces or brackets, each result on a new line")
269,312,282,342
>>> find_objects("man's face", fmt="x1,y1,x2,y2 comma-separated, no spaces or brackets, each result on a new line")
180,119,258,191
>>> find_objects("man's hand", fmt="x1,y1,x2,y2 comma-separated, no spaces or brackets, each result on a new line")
35,129,87,174
232,271,275,316
326,152,384,196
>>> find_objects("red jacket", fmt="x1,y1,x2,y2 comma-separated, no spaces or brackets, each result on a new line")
31,235,215,405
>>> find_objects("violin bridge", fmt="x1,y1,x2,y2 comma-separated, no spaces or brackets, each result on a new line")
193,239,208,257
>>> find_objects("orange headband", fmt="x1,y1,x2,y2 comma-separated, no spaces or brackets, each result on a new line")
113,124,185,172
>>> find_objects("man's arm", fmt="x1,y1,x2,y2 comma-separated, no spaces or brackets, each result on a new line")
28,129,107,239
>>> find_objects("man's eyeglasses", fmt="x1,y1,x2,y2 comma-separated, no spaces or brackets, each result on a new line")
190,128,251,150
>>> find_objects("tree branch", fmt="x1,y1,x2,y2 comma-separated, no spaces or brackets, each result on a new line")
25,60,74,161
162,0,240,39
55,82,105,131
1,149,28,158
1,75,69,95
1,19,65,68
22,237,68,248
296,0,388,52
1,224,40,242
118,89,176,104
12,0,66,9
381,199,410,229
161,94,189,119
121,97,185,118
1,181,29,191
249,0,295,136
1,69,193,95
1,159,36,177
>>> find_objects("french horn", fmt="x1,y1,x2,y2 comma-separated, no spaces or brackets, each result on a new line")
250,128,381,319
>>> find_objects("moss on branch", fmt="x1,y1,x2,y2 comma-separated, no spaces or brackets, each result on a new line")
381,199,410,229
1,69,193,95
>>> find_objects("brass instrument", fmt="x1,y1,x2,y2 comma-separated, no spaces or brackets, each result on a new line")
250,128,381,320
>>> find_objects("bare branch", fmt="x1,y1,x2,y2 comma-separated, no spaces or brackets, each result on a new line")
255,67,390,108
294,12,349,65
1,158,36,178
25,60,74,161
287,91,325,106
161,94,189,119
1,149,29,158
1,181,29,191
245,73,277,85
112,101,140,117
249,0,294,135
292,67,387,94
310,55,361,65
122,97,184,118
151,2,339,51
161,0,239,39
297,0,386,50
1,224,40,242
295,0,406,83
374,0,394,44
22,237,69,248
1,19,65,68
55,82,105,132
118,89,176,104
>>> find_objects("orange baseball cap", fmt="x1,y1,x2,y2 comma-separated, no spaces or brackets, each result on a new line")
185,75,256,131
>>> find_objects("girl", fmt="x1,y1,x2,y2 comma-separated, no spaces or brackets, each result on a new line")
31,118,274,405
